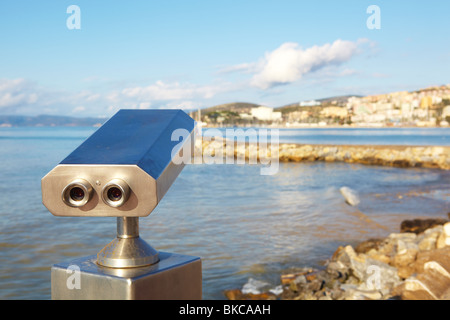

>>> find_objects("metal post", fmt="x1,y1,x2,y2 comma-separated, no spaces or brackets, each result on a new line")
96,217,159,268
51,218,202,300
51,251,202,300
117,217,139,238
43,110,202,300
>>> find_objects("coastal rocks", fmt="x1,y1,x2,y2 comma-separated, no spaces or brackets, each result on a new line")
198,139,450,170
354,238,384,254
392,246,450,299
339,187,360,206
224,289,277,300
400,218,448,234
330,245,401,298
437,223,450,249
224,278,279,300
283,144,450,169
224,219,450,300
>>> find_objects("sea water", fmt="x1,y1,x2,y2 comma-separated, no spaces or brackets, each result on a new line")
0,127,449,299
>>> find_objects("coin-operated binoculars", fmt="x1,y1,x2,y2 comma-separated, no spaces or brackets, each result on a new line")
41,109,201,300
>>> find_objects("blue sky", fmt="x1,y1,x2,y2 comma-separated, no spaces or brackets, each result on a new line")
0,0,449,117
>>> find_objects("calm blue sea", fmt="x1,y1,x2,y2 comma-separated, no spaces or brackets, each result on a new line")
0,126,449,300
204,126,450,145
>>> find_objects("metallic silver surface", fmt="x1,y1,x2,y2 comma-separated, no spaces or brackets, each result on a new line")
97,217,159,268
51,252,202,300
41,109,195,217
43,110,201,299
101,178,130,208
117,217,139,238
96,237,160,268
61,178,93,207
42,164,157,217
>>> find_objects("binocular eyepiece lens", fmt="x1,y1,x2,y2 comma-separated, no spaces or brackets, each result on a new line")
102,179,130,208
70,187,85,201
62,179,93,207
107,187,122,202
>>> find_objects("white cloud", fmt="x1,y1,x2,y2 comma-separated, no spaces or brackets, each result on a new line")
0,78,238,116
0,38,375,116
138,102,152,109
73,90,101,102
164,100,200,110
0,78,39,109
224,39,367,90
120,80,225,101
216,62,259,74
72,106,86,113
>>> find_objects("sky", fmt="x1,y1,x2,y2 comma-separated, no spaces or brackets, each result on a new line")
0,0,449,117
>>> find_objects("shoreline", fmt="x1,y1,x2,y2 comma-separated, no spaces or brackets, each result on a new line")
202,124,449,129
224,216,450,300
198,139,450,170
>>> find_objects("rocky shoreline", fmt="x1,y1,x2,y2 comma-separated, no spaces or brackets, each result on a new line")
224,217,450,300
277,144,450,170
200,138,450,299
197,139,450,170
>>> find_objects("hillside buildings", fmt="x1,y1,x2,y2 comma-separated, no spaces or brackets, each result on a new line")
346,85,450,127
250,106,282,122
199,85,450,127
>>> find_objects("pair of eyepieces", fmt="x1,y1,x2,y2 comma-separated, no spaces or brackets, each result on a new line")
62,179,130,208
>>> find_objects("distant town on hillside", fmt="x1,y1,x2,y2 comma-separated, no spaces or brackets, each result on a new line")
1,85,450,128
189,85,450,128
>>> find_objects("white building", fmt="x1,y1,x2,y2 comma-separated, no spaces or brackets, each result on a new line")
239,113,253,120
442,106,450,118
300,100,320,107
251,106,282,121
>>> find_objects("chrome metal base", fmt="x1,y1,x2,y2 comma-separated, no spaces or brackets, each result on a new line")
96,217,159,268
97,236,159,268
51,252,202,300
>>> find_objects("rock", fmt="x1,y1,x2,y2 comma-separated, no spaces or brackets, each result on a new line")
436,222,450,249
387,232,417,256
388,232,417,242
366,249,391,264
387,237,419,279
417,226,442,251
393,258,450,300
400,218,448,234
375,238,396,257
355,238,384,254
223,289,277,300
397,265,416,280
396,239,419,255
326,260,349,281
330,243,401,298
280,268,314,285
306,278,324,292
340,187,360,206
227,214,450,301
412,246,450,275
392,245,418,268
332,245,358,266
224,289,243,300
340,284,384,300
393,279,438,300
200,142,450,169
352,256,401,293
